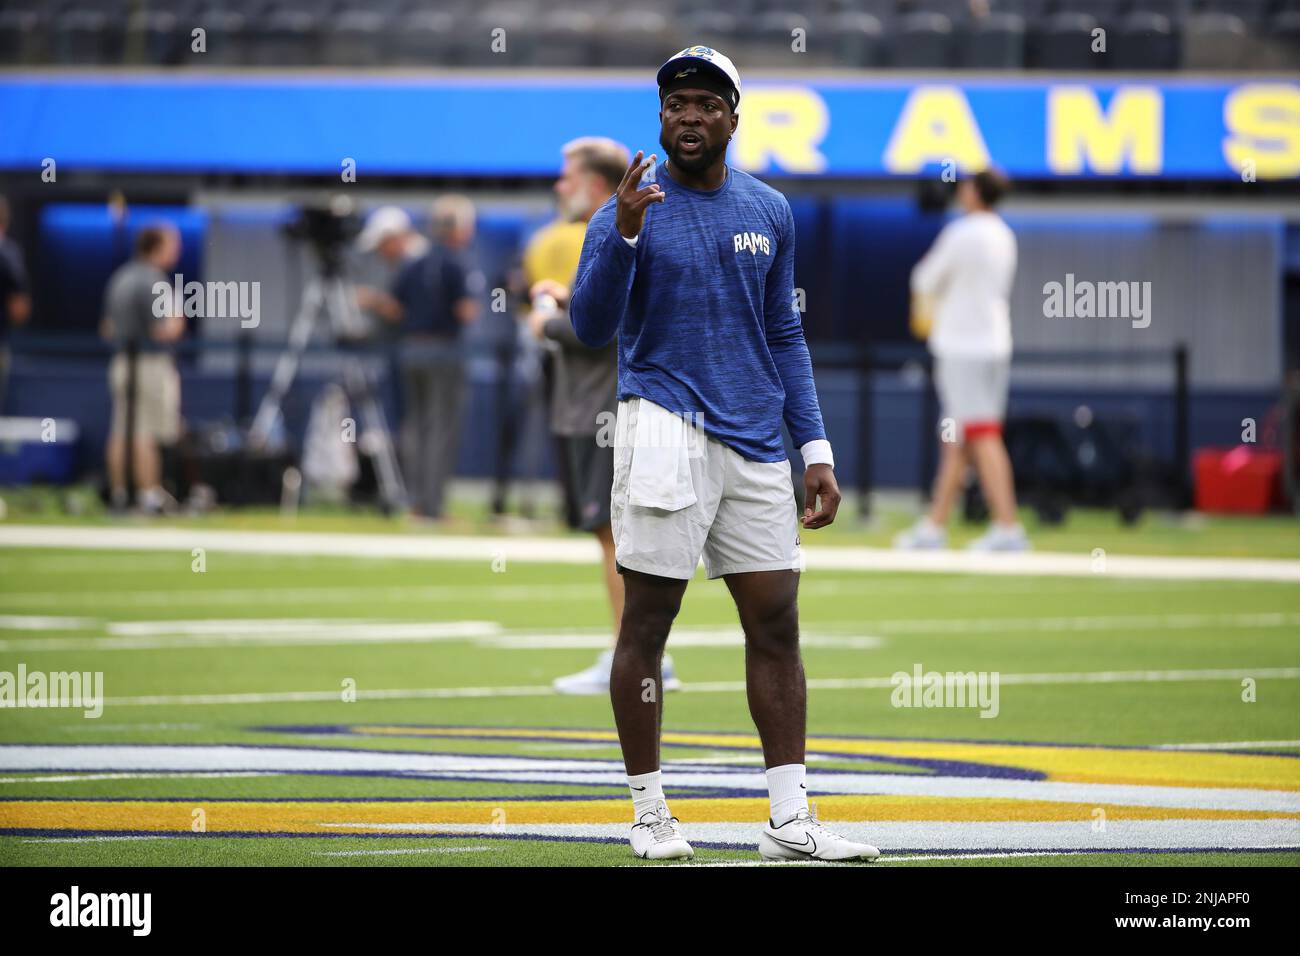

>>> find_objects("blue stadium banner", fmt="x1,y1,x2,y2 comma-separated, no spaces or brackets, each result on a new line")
1,75,1296,180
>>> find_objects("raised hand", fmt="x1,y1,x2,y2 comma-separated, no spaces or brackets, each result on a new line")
615,150,665,240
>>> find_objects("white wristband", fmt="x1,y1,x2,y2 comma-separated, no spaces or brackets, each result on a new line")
623,233,638,247
800,439,834,469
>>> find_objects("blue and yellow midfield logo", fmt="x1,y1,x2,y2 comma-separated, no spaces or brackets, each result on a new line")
2,727,1297,854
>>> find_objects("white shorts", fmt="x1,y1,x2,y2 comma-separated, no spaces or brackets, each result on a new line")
933,355,1010,437
610,397,802,581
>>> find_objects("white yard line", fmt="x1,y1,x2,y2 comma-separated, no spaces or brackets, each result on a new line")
312,846,497,857
0,621,504,651
0,772,284,784
2,610,1294,653
674,851,1077,864
877,850,1091,862
628,860,838,867
0,584,606,610
105,619,494,636
0,616,98,630
0,578,1280,612
332,820,1300,848
688,667,1300,693
873,847,1300,862
99,685,560,705
817,611,1300,634
3,524,1299,582
0,525,601,564
22,836,172,843
809,549,1300,582
59,666,1299,708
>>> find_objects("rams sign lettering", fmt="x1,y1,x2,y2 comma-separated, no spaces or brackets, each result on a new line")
0,77,1294,179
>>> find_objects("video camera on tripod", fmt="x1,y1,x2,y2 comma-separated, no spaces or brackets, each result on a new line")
244,194,408,513
281,195,361,278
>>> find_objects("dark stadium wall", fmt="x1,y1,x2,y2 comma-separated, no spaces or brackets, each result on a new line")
1,359,1278,493
35,204,207,335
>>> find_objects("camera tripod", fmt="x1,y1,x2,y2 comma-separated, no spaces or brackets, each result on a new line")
248,270,408,514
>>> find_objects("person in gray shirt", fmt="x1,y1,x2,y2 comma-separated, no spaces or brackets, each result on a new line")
101,223,185,514
525,137,681,695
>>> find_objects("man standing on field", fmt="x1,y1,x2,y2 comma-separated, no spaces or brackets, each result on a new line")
569,46,879,862
896,168,1028,552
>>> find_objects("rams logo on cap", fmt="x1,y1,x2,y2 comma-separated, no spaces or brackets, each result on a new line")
683,45,715,57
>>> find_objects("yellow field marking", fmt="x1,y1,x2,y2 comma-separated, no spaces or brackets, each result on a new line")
4,796,1296,835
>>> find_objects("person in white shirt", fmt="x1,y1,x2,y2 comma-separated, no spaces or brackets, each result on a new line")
897,168,1028,552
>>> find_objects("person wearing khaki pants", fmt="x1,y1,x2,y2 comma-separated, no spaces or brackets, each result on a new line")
102,224,185,515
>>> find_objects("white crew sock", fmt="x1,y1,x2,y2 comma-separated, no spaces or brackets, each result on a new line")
766,763,809,824
627,769,667,820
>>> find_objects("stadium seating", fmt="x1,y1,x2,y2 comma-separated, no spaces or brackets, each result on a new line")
0,0,1296,69
388,9,459,67
825,10,886,67
890,11,954,68
0,5,41,64
1110,11,1180,70
320,8,387,68
957,12,1026,69
592,11,677,68
1181,12,1251,69
1026,11,1100,71
50,5,126,65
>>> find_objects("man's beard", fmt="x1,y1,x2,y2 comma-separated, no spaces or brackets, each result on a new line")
557,182,595,223
659,129,728,174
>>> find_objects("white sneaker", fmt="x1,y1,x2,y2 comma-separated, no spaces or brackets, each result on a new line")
966,523,1030,552
553,650,613,695
759,808,880,862
661,655,681,692
138,486,178,516
552,651,681,695
629,804,694,860
893,517,947,550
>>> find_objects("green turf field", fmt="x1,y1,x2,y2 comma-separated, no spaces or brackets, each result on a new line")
1,503,1298,866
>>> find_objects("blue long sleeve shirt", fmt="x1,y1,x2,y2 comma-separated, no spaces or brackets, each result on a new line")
569,161,826,463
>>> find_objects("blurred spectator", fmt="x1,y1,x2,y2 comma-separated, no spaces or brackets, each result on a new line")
352,204,428,341
389,196,484,520
524,138,621,533
524,136,681,695
101,223,185,514
898,167,1027,552
0,196,31,412
520,140,609,527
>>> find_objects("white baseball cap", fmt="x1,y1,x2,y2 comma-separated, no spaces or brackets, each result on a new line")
356,205,413,252
657,45,741,111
